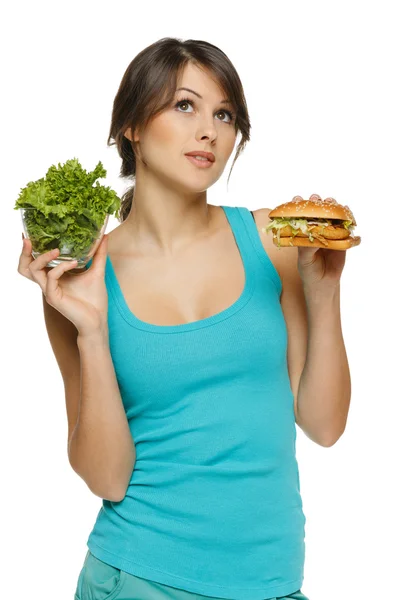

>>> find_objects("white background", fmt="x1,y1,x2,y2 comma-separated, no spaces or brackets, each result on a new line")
3,1,399,599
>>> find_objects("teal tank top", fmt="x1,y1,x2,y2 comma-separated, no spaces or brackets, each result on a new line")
85,205,306,600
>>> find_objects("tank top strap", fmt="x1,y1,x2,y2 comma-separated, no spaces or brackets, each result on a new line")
224,205,282,295
220,204,254,258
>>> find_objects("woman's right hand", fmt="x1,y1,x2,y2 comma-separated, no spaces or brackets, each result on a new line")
17,234,110,337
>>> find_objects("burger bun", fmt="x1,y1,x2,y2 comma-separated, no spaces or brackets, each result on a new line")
272,235,361,250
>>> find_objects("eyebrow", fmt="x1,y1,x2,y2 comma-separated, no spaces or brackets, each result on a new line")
176,87,232,105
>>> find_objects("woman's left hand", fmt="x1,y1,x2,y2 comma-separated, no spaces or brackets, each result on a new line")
297,245,346,291
296,194,347,291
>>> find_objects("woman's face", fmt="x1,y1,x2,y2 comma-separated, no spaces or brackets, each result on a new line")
124,63,238,192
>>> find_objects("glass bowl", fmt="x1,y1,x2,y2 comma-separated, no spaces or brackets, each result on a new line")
20,207,109,269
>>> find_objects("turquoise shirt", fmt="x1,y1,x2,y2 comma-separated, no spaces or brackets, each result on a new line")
85,205,306,599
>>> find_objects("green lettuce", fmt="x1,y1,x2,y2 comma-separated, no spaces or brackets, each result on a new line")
14,158,121,255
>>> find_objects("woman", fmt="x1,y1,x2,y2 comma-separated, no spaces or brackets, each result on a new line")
19,37,351,600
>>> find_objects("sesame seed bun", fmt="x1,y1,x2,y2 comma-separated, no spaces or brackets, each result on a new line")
268,197,357,226
272,235,361,250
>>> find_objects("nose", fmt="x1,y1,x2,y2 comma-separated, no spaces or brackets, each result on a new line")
196,117,217,143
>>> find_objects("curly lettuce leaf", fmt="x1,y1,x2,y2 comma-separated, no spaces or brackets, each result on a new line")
14,158,121,255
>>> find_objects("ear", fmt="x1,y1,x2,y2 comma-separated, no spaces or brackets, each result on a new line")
123,127,133,141
123,127,140,143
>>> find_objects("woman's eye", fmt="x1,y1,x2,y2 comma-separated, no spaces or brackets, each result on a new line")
175,99,234,123
216,110,232,123
176,100,194,113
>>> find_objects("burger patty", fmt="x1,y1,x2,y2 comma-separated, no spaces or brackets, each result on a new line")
278,224,350,240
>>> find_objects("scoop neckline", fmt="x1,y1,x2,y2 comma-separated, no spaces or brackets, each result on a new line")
105,205,255,334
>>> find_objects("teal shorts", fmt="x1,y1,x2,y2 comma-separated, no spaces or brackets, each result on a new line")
74,550,309,600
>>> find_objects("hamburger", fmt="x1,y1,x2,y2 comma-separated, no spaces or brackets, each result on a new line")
262,194,361,250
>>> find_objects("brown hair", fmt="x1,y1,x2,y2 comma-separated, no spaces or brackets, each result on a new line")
107,37,251,223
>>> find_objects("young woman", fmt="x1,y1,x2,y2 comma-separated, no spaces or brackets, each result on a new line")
19,37,351,600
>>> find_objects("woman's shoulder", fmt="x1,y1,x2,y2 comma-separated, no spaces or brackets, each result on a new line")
105,222,134,261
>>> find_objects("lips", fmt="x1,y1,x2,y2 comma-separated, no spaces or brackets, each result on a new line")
185,155,214,168
184,151,215,162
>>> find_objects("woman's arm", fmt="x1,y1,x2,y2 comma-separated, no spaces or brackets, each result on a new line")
69,330,136,501
296,284,351,447
278,251,351,447
42,294,135,501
